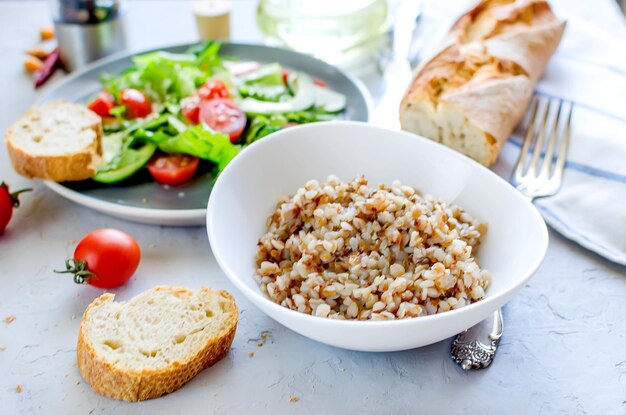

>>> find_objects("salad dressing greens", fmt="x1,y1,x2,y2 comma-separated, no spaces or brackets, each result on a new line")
94,42,346,184
93,142,157,184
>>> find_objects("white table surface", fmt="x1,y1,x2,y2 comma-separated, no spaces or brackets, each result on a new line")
1,1,625,414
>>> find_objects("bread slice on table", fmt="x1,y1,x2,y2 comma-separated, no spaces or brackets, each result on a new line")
77,286,238,402
5,100,103,181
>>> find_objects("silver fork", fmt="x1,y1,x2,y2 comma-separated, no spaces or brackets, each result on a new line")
450,95,574,370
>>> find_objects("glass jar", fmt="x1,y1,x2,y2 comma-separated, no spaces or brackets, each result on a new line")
257,0,390,68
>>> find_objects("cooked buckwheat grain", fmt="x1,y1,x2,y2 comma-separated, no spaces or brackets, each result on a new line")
255,176,491,320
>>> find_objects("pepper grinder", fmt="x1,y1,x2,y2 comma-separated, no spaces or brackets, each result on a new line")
49,0,127,71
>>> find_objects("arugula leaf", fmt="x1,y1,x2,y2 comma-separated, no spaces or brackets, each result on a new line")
109,105,127,119
190,41,224,72
245,109,334,145
283,110,334,123
158,125,239,171
245,115,287,144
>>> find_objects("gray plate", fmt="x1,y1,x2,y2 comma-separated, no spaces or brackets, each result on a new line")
39,42,372,226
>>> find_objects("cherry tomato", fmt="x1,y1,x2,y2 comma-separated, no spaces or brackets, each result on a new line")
181,95,201,124
197,80,230,101
199,98,246,142
57,229,141,289
87,92,115,117
0,183,31,235
119,88,152,118
147,154,200,186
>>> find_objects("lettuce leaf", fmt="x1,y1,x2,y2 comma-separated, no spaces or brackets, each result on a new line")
158,125,239,171
100,41,225,103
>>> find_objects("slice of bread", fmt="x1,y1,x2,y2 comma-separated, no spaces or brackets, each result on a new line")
77,286,238,402
5,100,103,181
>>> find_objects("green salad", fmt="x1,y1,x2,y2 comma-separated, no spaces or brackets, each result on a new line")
86,42,346,186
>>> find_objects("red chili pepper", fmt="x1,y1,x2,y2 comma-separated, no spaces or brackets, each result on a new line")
34,48,60,88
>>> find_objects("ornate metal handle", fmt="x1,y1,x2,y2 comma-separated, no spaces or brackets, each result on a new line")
450,309,503,370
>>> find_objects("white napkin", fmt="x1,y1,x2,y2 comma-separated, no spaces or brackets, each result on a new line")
401,0,626,265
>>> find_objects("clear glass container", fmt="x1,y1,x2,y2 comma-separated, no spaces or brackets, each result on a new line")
257,0,390,69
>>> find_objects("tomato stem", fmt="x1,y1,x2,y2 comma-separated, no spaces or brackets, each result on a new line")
54,258,96,284
1,182,32,208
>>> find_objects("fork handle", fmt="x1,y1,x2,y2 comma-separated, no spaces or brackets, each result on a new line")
450,309,504,370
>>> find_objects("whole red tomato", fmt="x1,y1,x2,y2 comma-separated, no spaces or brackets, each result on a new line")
57,229,141,288
0,182,31,234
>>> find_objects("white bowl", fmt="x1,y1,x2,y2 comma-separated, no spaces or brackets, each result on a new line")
207,122,548,352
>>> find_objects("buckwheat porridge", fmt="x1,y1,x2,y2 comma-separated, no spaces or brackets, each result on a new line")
255,175,491,321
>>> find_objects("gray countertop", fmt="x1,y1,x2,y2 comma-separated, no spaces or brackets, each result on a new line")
1,1,625,414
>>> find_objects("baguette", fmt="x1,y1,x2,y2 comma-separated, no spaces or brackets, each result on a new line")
77,286,238,402
400,0,565,166
448,0,566,82
5,100,103,181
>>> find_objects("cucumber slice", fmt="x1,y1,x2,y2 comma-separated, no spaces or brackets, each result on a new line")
239,63,283,85
314,85,346,113
237,73,315,114
101,132,125,165
93,142,157,184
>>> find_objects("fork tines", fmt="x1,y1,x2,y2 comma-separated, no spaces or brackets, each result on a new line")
513,95,574,196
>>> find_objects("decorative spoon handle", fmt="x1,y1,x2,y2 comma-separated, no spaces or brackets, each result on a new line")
450,308,503,370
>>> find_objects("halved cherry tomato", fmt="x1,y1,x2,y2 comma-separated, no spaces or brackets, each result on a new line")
147,154,200,186
199,98,246,142
119,88,152,118
88,92,115,117
197,80,230,100
181,95,201,124
57,229,141,289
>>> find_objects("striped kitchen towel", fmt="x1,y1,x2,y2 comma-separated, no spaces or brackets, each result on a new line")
417,0,626,265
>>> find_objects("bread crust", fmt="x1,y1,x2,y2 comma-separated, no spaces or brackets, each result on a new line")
445,74,533,159
4,101,103,182
76,287,238,402
6,136,101,181
400,0,564,166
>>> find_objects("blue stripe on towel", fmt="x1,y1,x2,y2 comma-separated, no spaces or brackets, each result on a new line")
507,139,626,184
537,205,623,259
